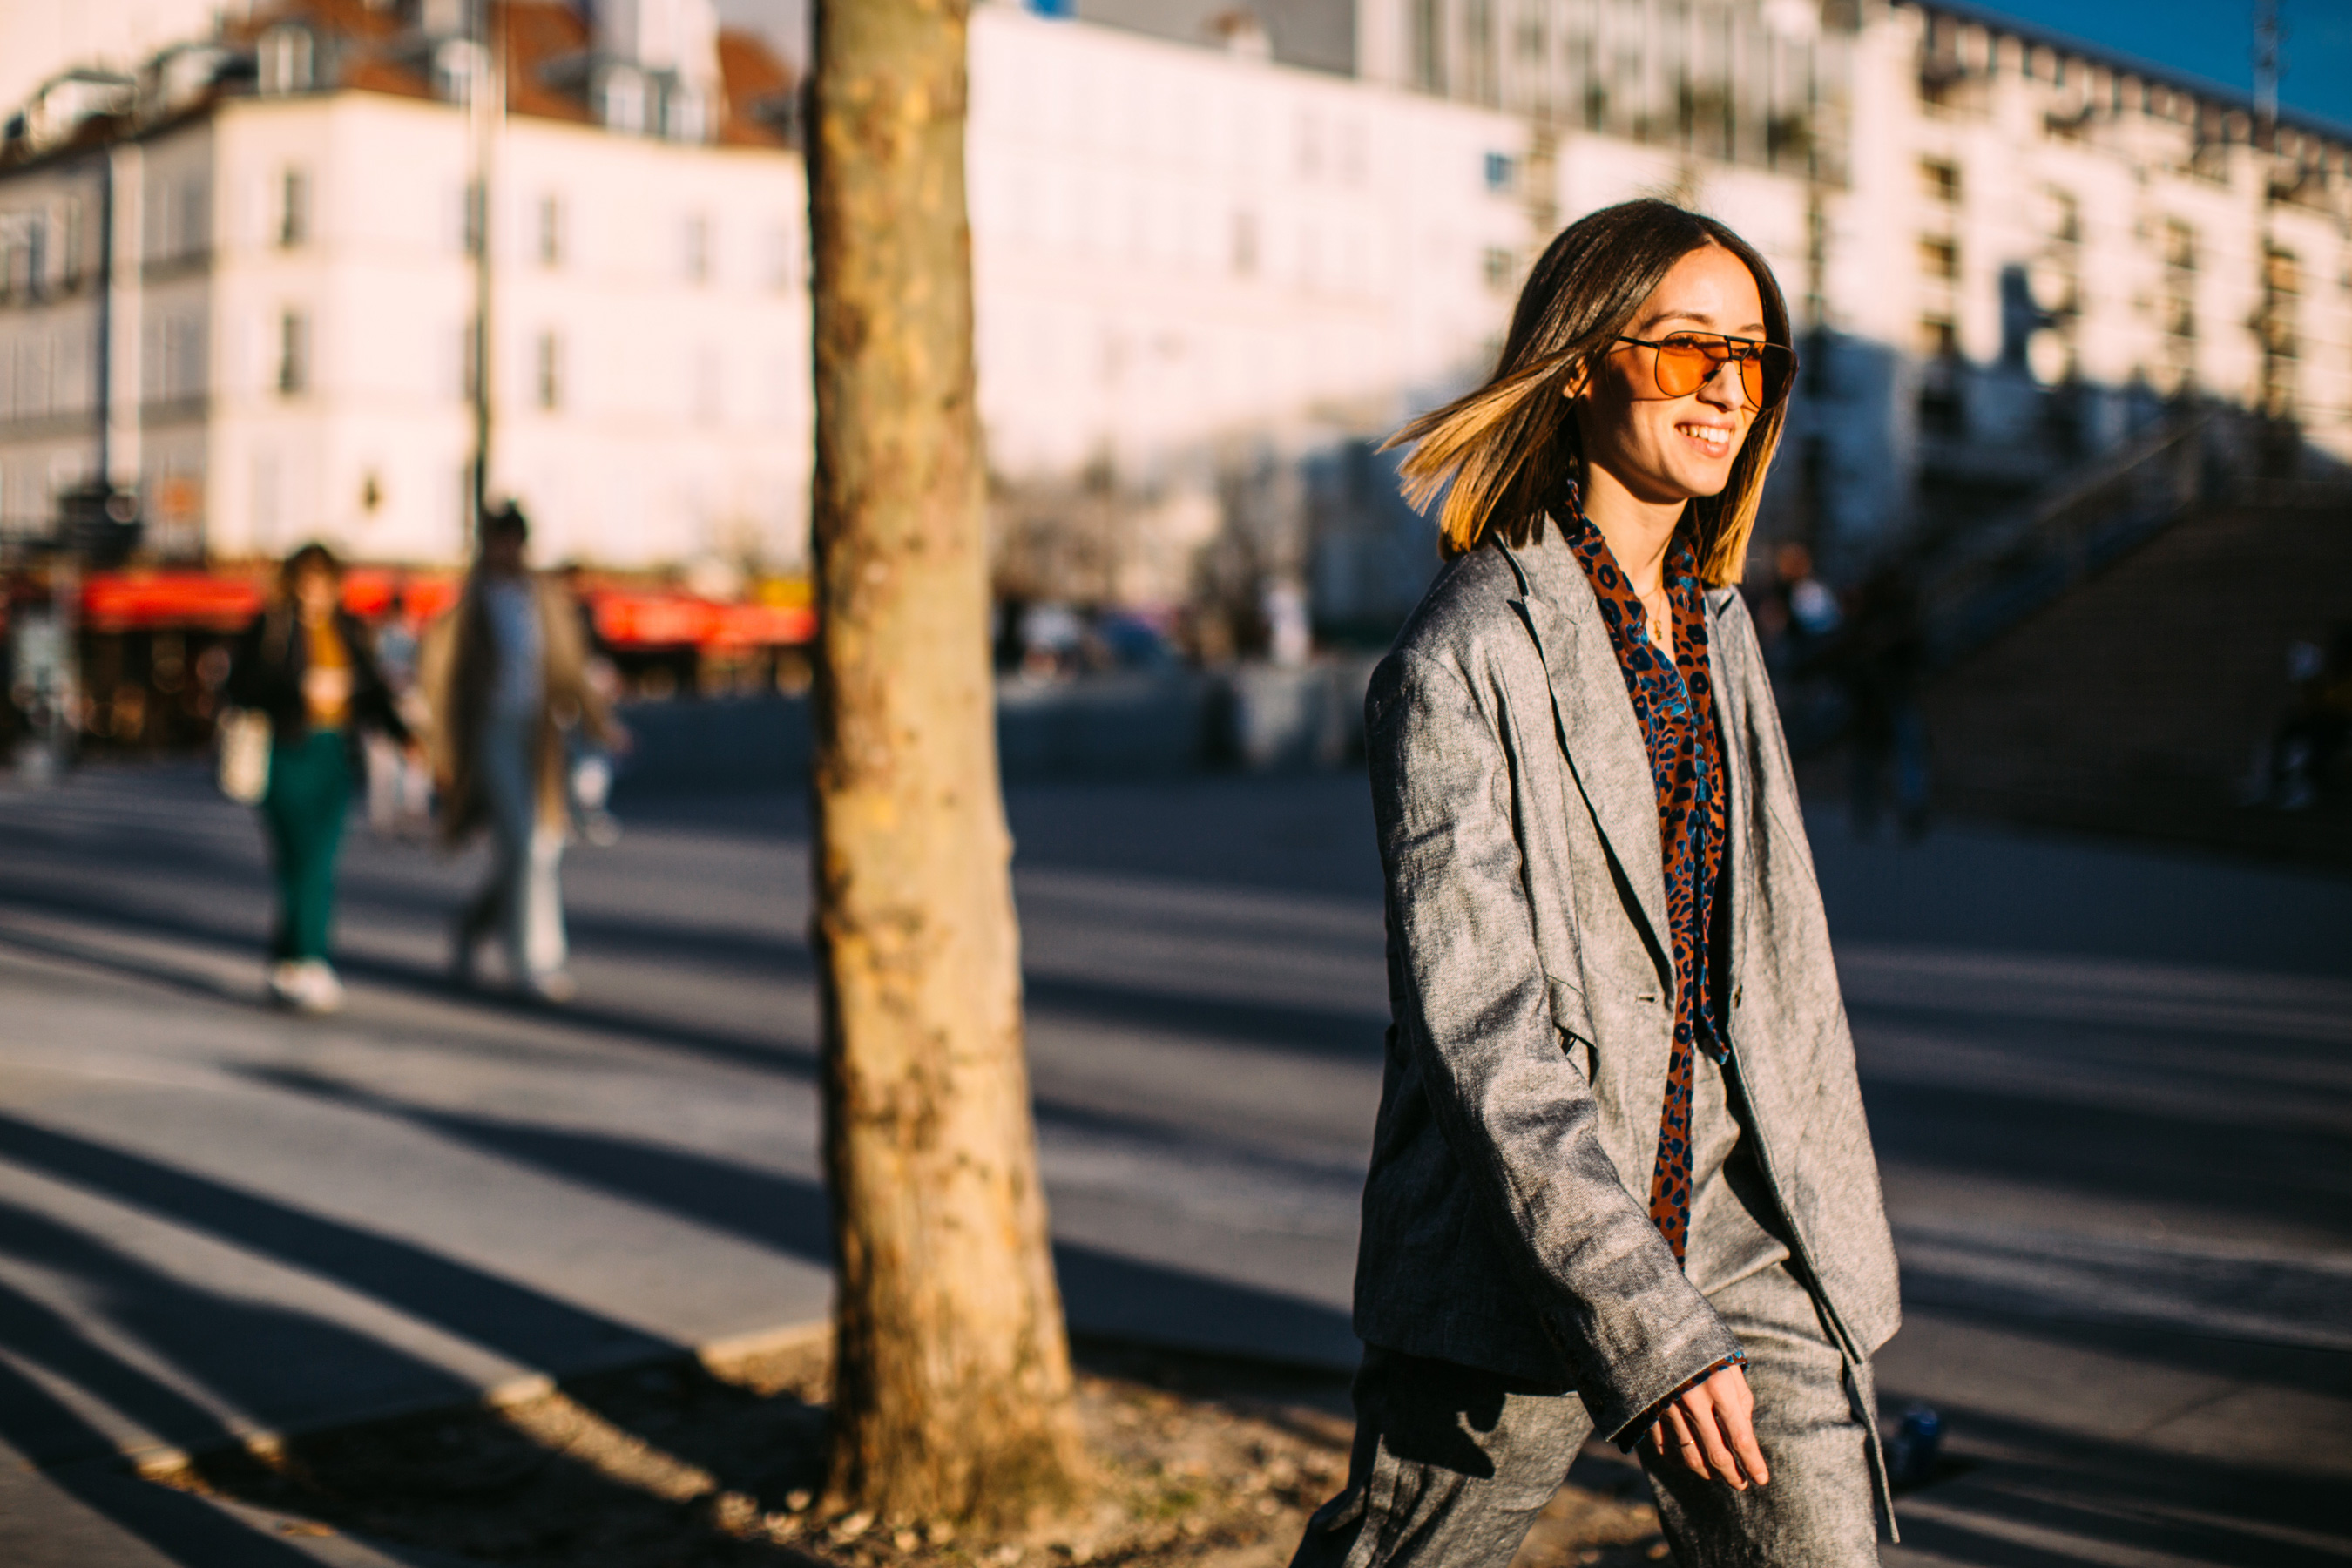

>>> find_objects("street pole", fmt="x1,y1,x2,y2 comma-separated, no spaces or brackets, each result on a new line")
2252,0,2288,446
467,0,504,544
2253,0,2281,134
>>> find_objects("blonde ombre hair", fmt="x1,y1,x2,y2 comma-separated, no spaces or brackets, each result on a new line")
1387,199,1794,586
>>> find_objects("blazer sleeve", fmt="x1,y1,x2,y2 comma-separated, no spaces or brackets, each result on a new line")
1366,645,1743,1444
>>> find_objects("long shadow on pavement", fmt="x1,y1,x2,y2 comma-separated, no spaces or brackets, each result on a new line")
235,1069,1363,1436
1886,1393,2350,1567
0,1113,675,1384
1862,1074,2352,1247
0,869,1389,1069
0,1349,354,1568
0,1198,480,1467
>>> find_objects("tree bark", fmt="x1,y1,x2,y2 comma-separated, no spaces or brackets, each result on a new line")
807,0,1087,1530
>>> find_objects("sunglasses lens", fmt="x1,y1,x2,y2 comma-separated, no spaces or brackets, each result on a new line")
1654,340,1714,397
1640,335,1791,407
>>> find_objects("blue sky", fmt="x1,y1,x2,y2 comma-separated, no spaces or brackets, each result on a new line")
1985,1,2352,128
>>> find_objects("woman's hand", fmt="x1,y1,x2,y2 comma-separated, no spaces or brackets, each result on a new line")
1648,1362,1770,1489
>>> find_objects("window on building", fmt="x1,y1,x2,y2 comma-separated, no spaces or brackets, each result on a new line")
277,310,309,395
458,318,480,400
537,195,564,267
2162,218,2196,273
684,213,711,284
596,64,646,132
1917,316,1958,359
433,37,483,106
1232,210,1258,277
57,200,83,289
1484,151,1517,193
1,219,41,301
2044,186,2080,245
1484,246,1517,292
164,316,206,401
1920,158,1960,204
536,330,563,409
1412,0,1444,91
279,166,308,247
259,25,314,96
175,176,209,259
1918,235,1959,282
666,84,708,144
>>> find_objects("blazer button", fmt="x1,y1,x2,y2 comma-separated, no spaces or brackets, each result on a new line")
1733,984,1743,1009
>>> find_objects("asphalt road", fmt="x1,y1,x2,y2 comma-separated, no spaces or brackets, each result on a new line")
0,760,2345,1565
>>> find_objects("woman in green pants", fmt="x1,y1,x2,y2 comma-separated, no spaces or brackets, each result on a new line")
228,544,412,1013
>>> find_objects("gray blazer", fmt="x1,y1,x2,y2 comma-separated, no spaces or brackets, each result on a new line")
1355,524,1901,1444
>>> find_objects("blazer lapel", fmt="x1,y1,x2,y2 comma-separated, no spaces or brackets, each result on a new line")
1498,536,1671,963
1705,587,1753,990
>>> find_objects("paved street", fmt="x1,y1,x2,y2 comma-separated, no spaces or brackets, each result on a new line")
0,760,2346,1565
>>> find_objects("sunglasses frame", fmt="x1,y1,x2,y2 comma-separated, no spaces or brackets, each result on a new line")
1613,332,1798,411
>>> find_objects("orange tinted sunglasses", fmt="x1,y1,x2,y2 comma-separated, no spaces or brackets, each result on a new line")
1615,332,1797,410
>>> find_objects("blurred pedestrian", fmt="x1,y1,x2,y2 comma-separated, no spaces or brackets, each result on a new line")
1294,200,1898,1568
2257,622,2352,809
1835,563,1930,840
1757,539,1840,679
420,504,617,1003
227,542,413,1013
362,585,435,838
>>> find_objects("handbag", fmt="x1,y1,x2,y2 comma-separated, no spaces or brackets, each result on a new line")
216,706,273,805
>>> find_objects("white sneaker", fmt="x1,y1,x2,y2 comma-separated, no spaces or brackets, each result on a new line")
522,970,578,1005
290,960,346,1015
267,962,306,1008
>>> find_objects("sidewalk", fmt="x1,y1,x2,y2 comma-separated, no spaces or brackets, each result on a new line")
0,1445,483,1567
2,766,2349,1565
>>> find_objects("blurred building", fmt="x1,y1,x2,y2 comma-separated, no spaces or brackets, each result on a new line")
1343,0,2352,571
1835,1,2352,550
0,0,810,570
967,7,1527,621
2,0,2348,638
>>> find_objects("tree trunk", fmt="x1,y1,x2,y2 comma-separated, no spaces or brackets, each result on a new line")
806,0,1087,1531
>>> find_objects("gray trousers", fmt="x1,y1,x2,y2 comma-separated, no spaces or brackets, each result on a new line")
461,715,567,980
1292,1262,1882,1568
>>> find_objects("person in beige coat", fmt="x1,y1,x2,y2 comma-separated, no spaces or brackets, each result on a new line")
419,504,617,1002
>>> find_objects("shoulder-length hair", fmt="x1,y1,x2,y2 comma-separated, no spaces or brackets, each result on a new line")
1387,199,1793,586
276,540,342,595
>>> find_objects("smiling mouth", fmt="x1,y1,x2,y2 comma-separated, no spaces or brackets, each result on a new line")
1676,422,1734,456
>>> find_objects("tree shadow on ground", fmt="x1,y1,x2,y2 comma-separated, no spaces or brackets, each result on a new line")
237,1068,1364,1412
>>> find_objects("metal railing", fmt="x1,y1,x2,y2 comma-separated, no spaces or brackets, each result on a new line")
1916,406,2232,666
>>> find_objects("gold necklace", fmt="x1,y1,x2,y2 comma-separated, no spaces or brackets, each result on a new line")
1640,585,1671,647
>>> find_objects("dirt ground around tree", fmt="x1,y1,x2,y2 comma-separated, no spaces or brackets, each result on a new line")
149,1335,1673,1568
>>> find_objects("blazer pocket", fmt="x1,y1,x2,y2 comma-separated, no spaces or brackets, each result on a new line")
1544,974,1597,1083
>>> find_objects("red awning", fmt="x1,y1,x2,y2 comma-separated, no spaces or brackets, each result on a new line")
73,571,811,649
80,572,266,632
585,591,814,651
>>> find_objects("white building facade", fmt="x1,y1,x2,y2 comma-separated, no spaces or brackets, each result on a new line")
2,0,2345,617
0,0,814,574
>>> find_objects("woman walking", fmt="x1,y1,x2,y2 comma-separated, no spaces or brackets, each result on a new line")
1292,200,1900,1567
228,543,412,1014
